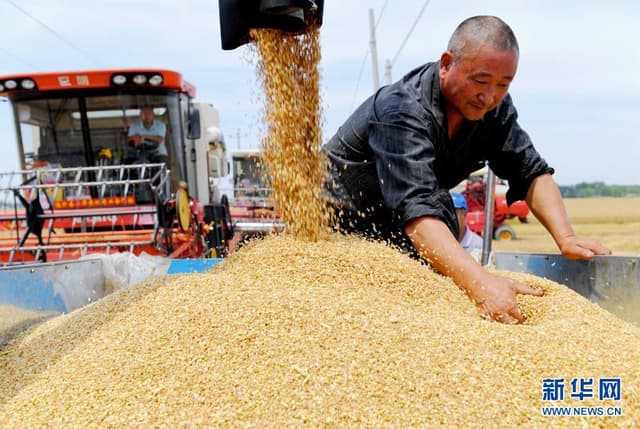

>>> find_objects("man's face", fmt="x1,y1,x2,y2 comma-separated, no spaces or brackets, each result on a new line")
140,107,155,128
439,44,518,121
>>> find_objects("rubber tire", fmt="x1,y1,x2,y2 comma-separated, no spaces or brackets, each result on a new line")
494,224,516,241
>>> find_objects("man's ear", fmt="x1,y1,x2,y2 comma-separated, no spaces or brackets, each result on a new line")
440,51,454,71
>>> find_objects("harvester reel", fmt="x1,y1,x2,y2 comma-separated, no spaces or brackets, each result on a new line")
175,187,191,232
12,178,54,262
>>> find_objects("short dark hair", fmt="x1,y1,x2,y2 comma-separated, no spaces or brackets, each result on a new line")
448,16,519,61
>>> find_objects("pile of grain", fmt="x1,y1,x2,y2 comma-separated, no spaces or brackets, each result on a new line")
1,234,638,427
0,305,58,349
249,26,331,241
2,11,638,429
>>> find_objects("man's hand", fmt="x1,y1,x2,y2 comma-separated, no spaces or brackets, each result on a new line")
405,216,543,325
128,134,143,147
557,235,612,260
471,272,544,324
526,174,612,261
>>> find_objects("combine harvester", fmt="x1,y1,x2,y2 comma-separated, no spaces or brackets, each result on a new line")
227,150,285,249
0,67,283,315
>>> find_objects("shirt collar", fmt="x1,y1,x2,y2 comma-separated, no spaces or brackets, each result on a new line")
421,61,447,132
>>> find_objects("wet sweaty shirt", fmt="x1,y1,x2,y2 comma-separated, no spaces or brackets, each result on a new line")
323,61,553,240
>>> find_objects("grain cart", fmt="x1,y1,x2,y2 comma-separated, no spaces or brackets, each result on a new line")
472,168,640,327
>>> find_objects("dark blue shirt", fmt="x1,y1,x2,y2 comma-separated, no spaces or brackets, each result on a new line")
323,61,553,241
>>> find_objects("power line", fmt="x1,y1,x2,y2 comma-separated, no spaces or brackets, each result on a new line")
4,0,105,67
391,0,431,67
376,0,389,27
349,0,389,112
349,49,370,112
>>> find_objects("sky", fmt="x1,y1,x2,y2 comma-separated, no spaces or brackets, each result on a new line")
0,0,638,185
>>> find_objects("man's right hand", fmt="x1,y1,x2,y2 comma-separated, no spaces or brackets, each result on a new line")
128,135,143,147
469,272,544,324
405,216,544,325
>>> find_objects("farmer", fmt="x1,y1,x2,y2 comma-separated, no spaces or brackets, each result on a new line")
323,15,611,324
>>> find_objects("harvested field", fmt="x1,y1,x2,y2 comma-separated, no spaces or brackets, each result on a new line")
493,197,640,255
564,197,640,224
0,235,638,427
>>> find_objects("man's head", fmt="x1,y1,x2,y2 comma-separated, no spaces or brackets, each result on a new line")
451,192,468,241
439,16,519,121
139,106,156,129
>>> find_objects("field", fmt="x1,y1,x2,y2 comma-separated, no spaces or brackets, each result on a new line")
492,197,640,255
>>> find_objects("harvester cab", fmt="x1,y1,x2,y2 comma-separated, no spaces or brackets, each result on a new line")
219,0,324,50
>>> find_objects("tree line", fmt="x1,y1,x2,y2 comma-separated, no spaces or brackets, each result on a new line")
558,182,640,198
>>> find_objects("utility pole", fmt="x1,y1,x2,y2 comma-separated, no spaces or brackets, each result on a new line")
236,128,241,150
368,8,380,91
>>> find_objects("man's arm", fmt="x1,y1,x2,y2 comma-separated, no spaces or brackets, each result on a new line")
140,121,166,148
405,216,543,324
127,124,166,147
139,134,164,145
526,173,611,259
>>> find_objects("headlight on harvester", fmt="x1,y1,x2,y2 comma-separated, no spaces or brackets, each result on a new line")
132,74,147,85
20,79,36,90
112,74,127,85
148,74,163,86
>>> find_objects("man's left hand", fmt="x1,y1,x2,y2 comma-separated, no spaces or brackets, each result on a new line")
559,236,612,260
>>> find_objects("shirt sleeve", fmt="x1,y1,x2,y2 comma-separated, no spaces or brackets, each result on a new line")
368,108,459,237
127,122,139,137
486,97,555,205
154,121,166,139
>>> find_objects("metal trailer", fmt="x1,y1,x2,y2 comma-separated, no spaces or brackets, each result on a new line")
492,252,640,326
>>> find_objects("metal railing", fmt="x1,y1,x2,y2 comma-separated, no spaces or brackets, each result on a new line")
0,163,172,265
